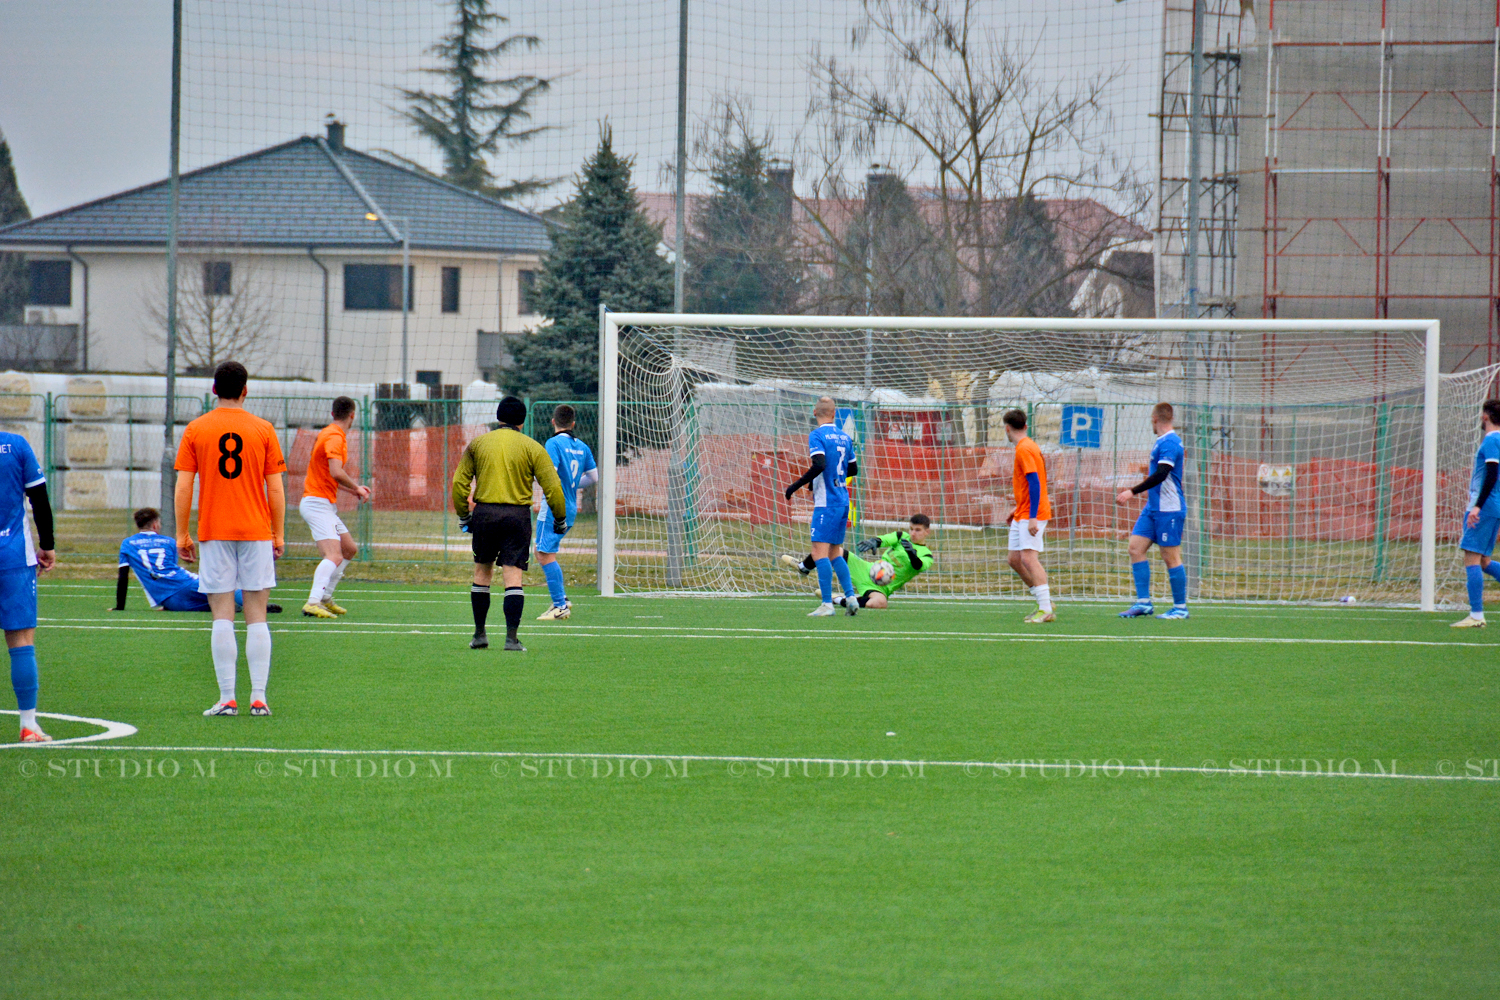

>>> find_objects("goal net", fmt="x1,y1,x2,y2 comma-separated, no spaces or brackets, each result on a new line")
599,313,1500,609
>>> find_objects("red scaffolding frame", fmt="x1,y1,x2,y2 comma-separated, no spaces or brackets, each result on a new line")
1261,0,1500,372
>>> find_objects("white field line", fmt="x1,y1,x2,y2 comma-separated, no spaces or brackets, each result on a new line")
0,710,138,748
30,618,1498,647
24,741,1498,784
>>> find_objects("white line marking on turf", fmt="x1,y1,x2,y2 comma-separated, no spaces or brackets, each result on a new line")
0,710,137,747
39,743,1499,783
33,618,1496,647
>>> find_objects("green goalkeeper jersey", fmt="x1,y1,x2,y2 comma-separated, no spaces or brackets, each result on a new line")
847,530,934,597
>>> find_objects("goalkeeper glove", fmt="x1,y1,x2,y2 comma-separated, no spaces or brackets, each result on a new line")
458,513,473,534
855,537,880,555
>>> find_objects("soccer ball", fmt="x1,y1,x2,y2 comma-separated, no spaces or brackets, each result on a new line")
869,560,896,586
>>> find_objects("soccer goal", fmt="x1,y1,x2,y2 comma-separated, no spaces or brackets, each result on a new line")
596,311,1500,609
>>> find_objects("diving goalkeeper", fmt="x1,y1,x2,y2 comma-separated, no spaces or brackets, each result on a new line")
782,513,933,608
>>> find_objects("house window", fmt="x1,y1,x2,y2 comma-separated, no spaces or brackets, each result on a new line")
27,261,71,307
517,269,539,314
344,264,414,311
203,261,232,297
441,267,460,313
415,370,442,389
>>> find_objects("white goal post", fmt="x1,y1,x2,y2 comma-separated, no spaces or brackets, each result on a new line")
597,311,1492,611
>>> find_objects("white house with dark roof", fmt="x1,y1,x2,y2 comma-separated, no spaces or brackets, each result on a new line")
0,121,552,385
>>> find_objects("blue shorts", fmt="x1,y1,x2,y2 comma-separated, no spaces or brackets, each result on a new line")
0,565,38,632
810,504,850,546
158,586,246,612
1459,514,1499,557
535,515,572,555
1132,510,1185,549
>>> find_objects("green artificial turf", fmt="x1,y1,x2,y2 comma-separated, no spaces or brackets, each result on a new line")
1,582,1496,998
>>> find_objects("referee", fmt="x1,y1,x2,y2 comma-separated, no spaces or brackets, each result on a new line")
452,396,566,651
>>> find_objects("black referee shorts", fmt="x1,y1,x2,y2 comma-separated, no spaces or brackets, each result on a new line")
470,502,532,570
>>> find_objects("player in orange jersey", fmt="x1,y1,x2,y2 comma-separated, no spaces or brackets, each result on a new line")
173,361,287,717
1002,408,1055,623
297,396,370,619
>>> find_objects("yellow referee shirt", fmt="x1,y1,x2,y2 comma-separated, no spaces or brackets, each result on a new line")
452,427,566,523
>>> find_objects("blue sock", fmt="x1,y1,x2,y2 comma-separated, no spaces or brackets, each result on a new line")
815,558,833,604
1131,561,1151,601
1468,564,1485,614
1168,565,1188,607
833,555,856,599
543,561,567,607
1483,561,1500,583
9,645,37,712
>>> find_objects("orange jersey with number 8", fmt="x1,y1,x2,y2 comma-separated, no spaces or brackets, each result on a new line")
174,407,287,541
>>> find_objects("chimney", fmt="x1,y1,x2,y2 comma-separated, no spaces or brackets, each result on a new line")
325,115,345,151
767,160,794,221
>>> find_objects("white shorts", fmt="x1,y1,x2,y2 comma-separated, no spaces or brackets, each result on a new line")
1008,519,1048,552
197,539,277,594
299,495,350,542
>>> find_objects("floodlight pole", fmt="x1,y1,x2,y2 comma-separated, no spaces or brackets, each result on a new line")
398,216,411,386
1186,0,1204,319
673,0,688,313
160,0,183,536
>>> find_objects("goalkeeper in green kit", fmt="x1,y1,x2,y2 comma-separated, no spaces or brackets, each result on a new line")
781,513,933,609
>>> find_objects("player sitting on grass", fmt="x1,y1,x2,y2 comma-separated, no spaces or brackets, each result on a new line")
112,507,282,614
1452,397,1500,628
1115,402,1189,620
781,513,934,608
535,405,598,621
298,396,370,619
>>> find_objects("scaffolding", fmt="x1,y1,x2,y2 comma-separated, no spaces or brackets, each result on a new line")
1256,0,1500,373
1157,0,1250,319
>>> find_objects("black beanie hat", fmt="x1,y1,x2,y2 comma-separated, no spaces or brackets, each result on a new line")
496,396,527,426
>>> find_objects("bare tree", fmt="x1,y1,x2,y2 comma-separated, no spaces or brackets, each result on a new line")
144,257,276,375
794,0,1148,319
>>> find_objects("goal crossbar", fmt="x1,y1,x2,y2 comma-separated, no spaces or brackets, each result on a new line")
597,310,1443,610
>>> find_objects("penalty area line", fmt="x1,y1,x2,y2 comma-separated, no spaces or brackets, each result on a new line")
48,744,1500,783
0,710,138,748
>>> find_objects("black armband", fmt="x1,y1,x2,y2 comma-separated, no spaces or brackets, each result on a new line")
1476,461,1499,511
847,459,858,479
1130,465,1171,496
115,566,130,611
25,484,53,551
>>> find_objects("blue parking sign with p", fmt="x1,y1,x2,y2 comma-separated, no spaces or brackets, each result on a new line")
1060,405,1103,449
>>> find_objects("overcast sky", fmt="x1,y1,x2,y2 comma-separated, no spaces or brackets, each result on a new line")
1,0,1162,219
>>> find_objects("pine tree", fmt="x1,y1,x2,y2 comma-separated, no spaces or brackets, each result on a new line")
0,129,31,323
397,0,553,200
685,134,800,314
990,193,1073,318
508,127,672,399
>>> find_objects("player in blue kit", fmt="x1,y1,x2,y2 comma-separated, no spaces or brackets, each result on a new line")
535,405,598,620
0,430,56,742
784,396,858,617
1452,398,1500,627
1116,402,1190,620
110,508,281,614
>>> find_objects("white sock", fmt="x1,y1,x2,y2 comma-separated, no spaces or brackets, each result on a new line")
1473,611,1486,622
325,559,348,600
1032,584,1053,612
309,559,338,605
18,708,36,731
211,619,238,702
246,622,272,704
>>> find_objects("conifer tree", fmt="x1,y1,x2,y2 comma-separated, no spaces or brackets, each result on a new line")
685,133,801,314
397,0,553,200
0,130,30,323
508,127,672,399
